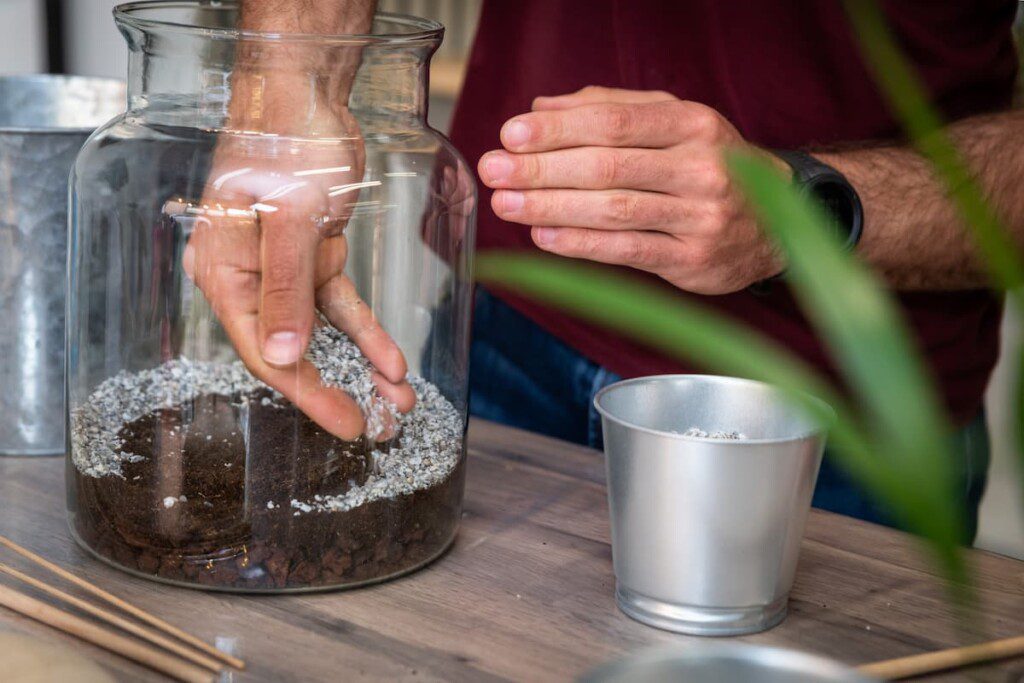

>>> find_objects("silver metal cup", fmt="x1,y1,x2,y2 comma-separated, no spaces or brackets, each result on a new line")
0,75,124,455
581,644,875,682
594,375,828,636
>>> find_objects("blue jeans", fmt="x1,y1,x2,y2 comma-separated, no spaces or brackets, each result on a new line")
469,287,990,543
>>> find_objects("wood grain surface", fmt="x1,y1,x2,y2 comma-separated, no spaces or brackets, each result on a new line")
1,419,1023,682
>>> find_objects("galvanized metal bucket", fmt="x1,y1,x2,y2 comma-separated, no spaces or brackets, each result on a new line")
595,375,829,636
0,75,124,455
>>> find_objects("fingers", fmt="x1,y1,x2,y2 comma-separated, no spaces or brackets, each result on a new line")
491,188,698,232
314,237,415,413
500,100,723,152
530,225,678,271
206,264,367,441
316,272,416,414
258,207,320,367
316,274,416,413
372,372,416,414
185,229,407,438
314,235,415,412
532,85,677,111
479,147,677,193
181,212,260,302
244,332,368,441
315,273,408,383
314,235,348,288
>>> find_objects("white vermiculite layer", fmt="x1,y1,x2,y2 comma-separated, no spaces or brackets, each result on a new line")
71,326,463,513
681,427,746,440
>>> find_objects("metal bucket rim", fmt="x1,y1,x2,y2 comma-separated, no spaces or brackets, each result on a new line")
593,373,833,445
582,643,876,682
0,75,125,134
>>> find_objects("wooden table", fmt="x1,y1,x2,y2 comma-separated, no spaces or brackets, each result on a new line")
1,420,1023,681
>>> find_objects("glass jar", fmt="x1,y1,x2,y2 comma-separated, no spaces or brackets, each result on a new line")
67,2,475,592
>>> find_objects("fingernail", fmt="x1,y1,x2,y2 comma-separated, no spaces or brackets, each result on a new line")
502,120,531,148
499,191,524,213
481,152,514,183
262,331,301,365
533,227,556,246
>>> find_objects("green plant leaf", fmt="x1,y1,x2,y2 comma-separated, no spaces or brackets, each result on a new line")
727,152,966,585
727,150,963,537
844,0,1024,579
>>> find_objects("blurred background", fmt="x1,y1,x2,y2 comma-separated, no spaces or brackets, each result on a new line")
1,0,1021,560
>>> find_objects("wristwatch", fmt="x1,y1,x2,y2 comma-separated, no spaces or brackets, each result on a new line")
774,150,864,252
750,151,864,294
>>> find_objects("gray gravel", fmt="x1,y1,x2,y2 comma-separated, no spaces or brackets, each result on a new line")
681,427,746,440
70,325,463,513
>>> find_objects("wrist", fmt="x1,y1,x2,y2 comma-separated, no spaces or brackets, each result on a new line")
228,69,353,136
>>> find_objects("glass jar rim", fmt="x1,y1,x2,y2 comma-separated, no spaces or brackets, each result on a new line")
114,1,444,46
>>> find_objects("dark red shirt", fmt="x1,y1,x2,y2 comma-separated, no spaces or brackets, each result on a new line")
449,0,1018,425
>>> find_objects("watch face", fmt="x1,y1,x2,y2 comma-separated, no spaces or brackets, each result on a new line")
816,182,856,245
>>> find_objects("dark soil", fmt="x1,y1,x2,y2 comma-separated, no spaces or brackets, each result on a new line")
70,389,464,591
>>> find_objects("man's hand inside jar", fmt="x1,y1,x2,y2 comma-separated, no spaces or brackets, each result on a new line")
179,102,416,442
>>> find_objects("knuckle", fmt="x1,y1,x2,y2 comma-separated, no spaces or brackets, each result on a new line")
538,113,561,145
579,231,605,257
556,229,588,257
593,152,620,187
624,233,650,265
606,192,640,225
688,105,722,139
709,199,739,227
525,154,545,184
543,228,570,253
262,279,300,302
612,150,646,186
601,106,633,143
347,306,380,340
705,167,733,199
213,266,258,299
518,191,537,216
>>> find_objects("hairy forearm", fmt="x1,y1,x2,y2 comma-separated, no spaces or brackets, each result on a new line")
239,0,375,35
814,109,1024,290
232,0,377,133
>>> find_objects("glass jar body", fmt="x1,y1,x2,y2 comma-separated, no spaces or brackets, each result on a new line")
66,6,475,592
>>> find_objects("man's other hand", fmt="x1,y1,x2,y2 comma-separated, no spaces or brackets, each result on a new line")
478,86,788,294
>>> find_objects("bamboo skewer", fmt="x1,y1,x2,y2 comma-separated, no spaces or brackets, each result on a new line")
0,582,213,683
0,535,244,671
0,563,222,673
859,635,1024,680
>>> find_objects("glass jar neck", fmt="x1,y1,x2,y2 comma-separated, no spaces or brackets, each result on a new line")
120,25,436,134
